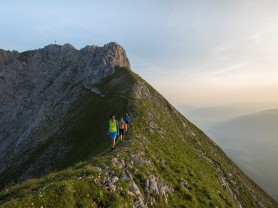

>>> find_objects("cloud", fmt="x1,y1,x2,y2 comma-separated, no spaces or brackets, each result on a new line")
209,63,250,75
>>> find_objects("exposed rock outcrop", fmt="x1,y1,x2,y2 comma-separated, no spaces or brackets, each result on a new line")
0,42,130,183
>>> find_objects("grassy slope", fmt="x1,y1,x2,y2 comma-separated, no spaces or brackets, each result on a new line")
0,70,277,207
128,73,277,207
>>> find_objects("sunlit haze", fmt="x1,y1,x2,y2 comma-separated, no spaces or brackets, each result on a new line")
1,0,278,108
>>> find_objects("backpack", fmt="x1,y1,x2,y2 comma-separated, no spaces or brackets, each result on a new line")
119,121,126,130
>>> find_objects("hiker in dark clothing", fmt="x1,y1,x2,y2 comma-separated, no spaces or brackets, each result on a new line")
124,113,130,131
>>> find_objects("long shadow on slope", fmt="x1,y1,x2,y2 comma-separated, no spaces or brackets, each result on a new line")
58,92,128,169
0,69,134,189
54,69,135,170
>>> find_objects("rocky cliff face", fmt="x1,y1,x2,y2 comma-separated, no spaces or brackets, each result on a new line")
0,43,130,183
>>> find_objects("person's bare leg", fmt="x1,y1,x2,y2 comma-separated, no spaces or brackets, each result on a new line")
112,138,116,149
111,138,116,149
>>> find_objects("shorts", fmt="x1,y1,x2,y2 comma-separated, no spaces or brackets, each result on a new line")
125,121,129,125
109,132,117,140
119,129,125,135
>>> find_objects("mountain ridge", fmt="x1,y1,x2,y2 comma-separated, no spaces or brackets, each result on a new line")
0,43,277,207
0,42,130,185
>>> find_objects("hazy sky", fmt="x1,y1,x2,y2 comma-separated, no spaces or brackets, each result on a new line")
1,0,278,107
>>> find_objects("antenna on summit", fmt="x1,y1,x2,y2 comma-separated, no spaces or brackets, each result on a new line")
54,40,57,45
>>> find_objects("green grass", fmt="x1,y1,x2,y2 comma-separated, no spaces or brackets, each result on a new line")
126,98,236,207
0,164,126,208
0,69,277,207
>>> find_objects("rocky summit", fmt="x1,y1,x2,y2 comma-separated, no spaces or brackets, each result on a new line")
0,43,277,207
0,42,130,183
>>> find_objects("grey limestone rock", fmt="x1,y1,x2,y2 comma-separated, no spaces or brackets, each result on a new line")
145,175,174,203
0,42,130,185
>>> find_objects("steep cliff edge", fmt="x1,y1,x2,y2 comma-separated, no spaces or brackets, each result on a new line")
0,44,277,207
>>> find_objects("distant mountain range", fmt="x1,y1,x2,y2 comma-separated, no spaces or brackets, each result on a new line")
179,105,278,201
177,104,278,130
0,43,277,207
209,108,278,201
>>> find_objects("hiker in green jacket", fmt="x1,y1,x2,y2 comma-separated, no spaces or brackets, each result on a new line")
107,115,119,150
